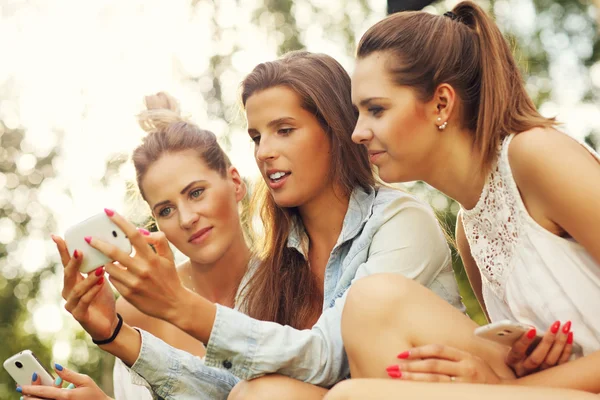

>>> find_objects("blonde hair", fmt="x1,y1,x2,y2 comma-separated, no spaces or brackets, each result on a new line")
132,92,232,199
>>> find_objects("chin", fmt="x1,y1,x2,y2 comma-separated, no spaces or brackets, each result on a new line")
270,192,304,209
377,164,411,184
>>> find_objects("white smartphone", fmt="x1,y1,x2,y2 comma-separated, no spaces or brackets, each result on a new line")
64,212,132,274
3,350,54,387
475,320,583,354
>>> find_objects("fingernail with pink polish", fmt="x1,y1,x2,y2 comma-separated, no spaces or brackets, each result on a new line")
138,228,150,236
104,208,115,217
397,351,410,359
84,236,92,244
387,370,402,378
73,250,79,259
97,276,104,286
95,267,104,277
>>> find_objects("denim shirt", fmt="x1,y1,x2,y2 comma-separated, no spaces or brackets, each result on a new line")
130,186,463,398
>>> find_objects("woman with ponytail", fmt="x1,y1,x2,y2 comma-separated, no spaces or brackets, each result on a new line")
325,1,600,397
48,52,463,399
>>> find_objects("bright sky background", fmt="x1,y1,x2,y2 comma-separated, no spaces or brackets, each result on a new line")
1,0,598,363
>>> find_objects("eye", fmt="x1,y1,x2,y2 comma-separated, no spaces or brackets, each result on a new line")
158,207,173,218
278,128,294,135
190,188,204,199
368,106,384,117
250,134,260,144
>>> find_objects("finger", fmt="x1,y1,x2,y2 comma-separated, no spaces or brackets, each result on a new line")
143,231,173,259
541,322,571,369
387,368,454,383
505,327,536,366
20,384,69,399
62,250,84,299
85,235,142,273
104,208,156,260
52,235,70,267
397,344,467,362
104,263,139,292
54,364,91,387
392,359,463,377
558,332,574,365
31,371,41,385
65,269,104,313
521,321,559,371
70,279,104,320
108,273,137,299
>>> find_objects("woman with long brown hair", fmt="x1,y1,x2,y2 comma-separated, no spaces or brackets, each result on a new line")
324,1,600,398
48,51,462,399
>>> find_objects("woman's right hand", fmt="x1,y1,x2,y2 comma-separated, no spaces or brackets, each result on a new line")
20,363,112,400
53,235,119,342
505,321,573,377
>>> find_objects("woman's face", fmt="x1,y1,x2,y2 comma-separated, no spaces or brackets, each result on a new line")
246,86,334,208
141,150,245,264
351,52,440,183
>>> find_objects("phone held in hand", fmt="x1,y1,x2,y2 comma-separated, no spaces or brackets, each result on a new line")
3,350,54,387
475,319,583,355
64,212,132,274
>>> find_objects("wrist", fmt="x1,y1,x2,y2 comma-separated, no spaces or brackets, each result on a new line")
167,289,198,330
168,290,216,344
99,324,142,367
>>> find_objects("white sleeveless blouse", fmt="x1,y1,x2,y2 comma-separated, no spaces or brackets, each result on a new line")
461,134,600,356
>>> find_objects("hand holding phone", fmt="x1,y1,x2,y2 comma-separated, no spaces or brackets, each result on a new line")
3,350,54,387
64,212,132,273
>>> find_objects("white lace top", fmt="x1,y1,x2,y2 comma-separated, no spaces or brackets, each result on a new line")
461,134,600,356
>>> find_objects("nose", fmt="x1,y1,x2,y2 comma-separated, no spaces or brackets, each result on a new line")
178,204,199,230
255,135,278,162
351,120,373,145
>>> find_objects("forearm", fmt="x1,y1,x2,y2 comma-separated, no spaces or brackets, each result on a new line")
167,289,217,344
99,324,142,367
508,351,600,393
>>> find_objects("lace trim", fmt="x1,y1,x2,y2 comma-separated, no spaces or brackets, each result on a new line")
461,135,524,300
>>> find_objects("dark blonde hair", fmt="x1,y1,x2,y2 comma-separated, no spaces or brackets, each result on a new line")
132,92,232,199
240,51,374,328
357,1,555,169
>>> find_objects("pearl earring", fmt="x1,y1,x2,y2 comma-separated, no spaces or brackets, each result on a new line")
439,121,448,130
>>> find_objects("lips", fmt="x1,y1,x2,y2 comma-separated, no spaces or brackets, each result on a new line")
188,226,212,243
368,150,386,163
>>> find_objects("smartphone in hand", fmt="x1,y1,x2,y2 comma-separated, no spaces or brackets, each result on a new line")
3,350,54,386
64,212,132,274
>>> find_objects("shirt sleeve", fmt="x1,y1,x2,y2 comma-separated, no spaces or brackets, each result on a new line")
130,329,240,400
202,199,452,386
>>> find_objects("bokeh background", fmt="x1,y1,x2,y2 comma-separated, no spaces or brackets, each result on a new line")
0,0,598,397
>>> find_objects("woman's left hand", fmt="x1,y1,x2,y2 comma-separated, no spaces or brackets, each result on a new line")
85,209,187,323
386,344,503,384
19,364,111,399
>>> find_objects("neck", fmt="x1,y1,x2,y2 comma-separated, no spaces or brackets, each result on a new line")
423,129,487,210
298,184,350,256
186,229,250,307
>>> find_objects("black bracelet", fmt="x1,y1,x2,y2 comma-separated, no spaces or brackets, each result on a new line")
92,313,124,345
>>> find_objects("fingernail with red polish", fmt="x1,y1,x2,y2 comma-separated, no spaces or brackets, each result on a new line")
397,351,410,359
562,321,572,334
84,236,92,244
387,370,402,378
551,321,560,334
527,328,536,339
386,365,400,372
97,276,104,286
104,208,115,217
138,228,150,236
73,250,79,259
567,332,574,344
95,267,104,277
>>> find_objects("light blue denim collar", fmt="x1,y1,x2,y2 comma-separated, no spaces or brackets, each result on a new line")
286,186,376,260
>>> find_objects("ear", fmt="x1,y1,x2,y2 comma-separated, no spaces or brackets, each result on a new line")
429,83,457,129
228,166,247,203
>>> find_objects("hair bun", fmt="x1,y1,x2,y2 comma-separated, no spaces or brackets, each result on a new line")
138,91,187,133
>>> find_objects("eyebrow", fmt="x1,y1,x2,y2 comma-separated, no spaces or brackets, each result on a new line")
358,97,388,107
248,117,297,135
151,180,207,213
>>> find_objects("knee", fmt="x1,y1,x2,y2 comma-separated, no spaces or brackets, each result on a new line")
323,380,358,400
227,377,279,400
228,380,252,400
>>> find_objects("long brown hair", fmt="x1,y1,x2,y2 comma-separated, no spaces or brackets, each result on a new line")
132,92,232,199
357,1,555,169
240,51,374,328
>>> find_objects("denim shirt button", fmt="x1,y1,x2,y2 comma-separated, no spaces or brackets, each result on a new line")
222,360,233,369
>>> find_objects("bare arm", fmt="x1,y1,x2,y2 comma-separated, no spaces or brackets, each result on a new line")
455,212,489,322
